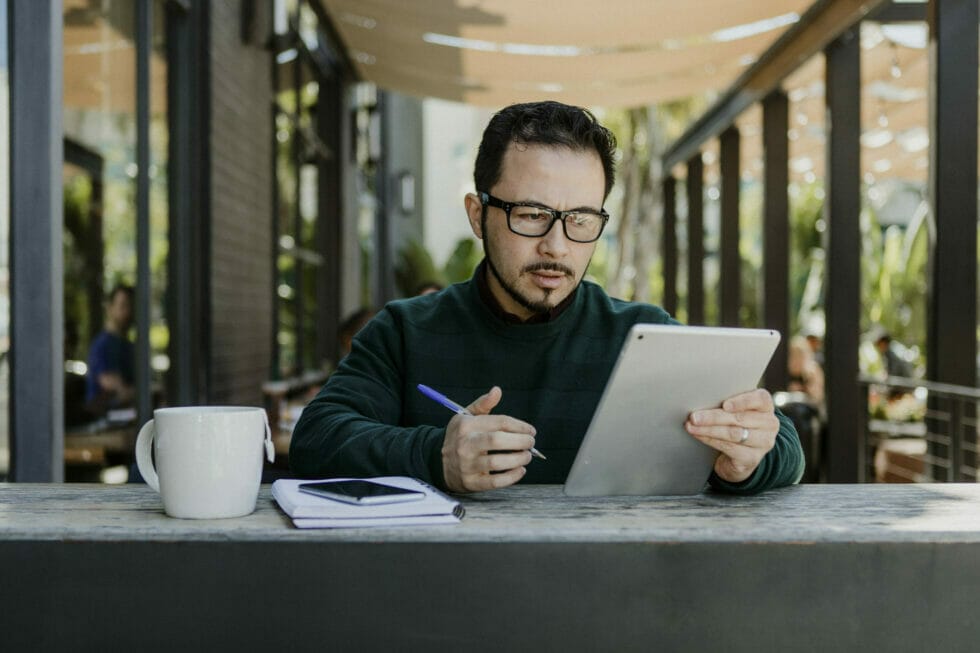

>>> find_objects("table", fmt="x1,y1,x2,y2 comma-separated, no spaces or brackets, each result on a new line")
3,483,980,651
867,419,930,482
64,423,137,466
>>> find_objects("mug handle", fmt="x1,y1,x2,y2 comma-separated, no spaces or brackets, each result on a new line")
135,419,160,492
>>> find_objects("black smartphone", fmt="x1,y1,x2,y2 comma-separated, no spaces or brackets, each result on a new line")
298,480,426,505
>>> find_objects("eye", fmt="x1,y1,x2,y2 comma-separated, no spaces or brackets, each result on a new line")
567,212,598,227
513,206,550,221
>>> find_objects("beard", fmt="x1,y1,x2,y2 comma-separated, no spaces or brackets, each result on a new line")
481,212,587,316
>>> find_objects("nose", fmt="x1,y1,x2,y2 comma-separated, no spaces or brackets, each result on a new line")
537,217,571,258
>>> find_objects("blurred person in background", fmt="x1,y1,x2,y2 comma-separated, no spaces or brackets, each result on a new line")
413,281,444,296
787,335,824,408
85,284,135,415
338,308,376,358
874,330,914,379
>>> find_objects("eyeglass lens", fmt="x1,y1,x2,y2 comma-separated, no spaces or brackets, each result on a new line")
509,205,604,242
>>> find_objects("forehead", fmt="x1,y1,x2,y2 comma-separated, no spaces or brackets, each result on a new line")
495,144,605,205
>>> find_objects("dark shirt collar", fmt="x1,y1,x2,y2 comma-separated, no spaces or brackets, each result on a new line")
475,259,577,324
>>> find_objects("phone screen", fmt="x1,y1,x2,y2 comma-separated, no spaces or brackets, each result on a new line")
298,480,426,505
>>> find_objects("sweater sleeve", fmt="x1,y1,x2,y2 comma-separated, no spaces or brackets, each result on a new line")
707,409,806,495
289,308,448,488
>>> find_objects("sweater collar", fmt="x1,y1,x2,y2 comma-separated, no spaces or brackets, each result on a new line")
475,259,578,324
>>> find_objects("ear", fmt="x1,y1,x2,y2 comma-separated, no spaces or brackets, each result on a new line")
464,193,484,239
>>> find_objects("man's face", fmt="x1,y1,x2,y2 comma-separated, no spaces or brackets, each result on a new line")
465,144,605,320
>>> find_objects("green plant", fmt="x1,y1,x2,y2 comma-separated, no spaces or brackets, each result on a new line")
394,236,487,296
394,239,443,297
442,238,482,284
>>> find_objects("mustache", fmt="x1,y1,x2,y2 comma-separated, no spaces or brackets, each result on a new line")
522,262,574,277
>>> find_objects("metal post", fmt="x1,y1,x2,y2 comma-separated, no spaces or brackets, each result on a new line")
662,176,678,316
719,126,741,327
928,5,978,374
292,52,304,372
8,0,63,481
761,91,789,391
166,0,206,404
949,398,962,482
686,155,704,325
824,30,862,483
927,0,978,479
374,91,392,305
135,0,152,426
317,77,343,367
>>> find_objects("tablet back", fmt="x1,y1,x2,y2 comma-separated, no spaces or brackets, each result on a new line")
563,324,780,496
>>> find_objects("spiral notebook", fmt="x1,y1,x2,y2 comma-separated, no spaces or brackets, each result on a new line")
272,476,464,529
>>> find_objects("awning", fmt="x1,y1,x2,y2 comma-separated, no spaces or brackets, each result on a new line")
321,0,813,108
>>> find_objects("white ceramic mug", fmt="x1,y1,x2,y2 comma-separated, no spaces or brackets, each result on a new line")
135,406,275,519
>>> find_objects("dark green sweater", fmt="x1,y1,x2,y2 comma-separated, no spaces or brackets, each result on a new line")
291,273,804,493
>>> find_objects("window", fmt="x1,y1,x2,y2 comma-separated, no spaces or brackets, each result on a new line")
273,2,330,378
62,0,170,479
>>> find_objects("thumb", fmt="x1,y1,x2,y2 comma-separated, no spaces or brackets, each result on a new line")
466,386,502,416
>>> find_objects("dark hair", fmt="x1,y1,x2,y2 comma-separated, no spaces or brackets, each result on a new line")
413,280,443,296
474,101,617,200
338,308,375,341
107,283,134,304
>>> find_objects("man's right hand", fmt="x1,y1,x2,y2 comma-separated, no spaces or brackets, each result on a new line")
441,386,537,493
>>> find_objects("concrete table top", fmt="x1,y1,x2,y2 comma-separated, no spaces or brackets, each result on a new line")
2,482,980,543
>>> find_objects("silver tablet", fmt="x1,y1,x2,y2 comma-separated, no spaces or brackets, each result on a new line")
563,324,781,497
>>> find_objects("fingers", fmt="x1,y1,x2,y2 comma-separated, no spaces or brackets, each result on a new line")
443,442,531,493
442,413,539,493
467,386,502,416
463,387,536,435
683,389,780,484
470,424,537,447
481,449,534,473
720,388,773,413
686,388,779,446
685,419,778,448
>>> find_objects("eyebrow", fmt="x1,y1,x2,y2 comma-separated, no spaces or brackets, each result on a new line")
514,198,604,213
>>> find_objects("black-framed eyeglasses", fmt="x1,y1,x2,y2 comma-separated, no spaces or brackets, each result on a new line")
479,191,609,244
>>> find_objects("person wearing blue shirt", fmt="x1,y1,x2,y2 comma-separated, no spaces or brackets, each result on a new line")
86,284,135,413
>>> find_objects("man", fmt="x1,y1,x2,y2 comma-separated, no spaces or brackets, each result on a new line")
86,284,135,412
291,101,804,494
874,331,914,378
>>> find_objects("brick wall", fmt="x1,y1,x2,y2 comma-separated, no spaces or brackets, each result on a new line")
208,0,273,405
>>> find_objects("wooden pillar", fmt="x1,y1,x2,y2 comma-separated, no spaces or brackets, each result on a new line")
662,176,678,316
719,126,741,327
927,0,978,479
761,91,789,391
824,29,862,483
686,155,704,325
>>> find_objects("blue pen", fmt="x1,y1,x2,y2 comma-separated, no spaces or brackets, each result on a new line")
417,384,546,460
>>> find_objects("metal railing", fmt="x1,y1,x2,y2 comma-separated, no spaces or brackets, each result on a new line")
858,375,980,483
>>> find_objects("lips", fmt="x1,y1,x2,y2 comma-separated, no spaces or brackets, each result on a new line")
529,270,566,289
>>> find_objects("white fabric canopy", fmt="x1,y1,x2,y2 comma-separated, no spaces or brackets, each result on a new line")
322,0,813,107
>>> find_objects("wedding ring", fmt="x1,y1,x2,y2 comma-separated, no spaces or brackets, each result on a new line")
738,428,750,444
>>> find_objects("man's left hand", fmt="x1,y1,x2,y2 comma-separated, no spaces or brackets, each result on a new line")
684,388,780,483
